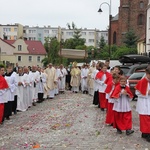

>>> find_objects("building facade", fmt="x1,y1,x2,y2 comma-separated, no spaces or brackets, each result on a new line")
111,0,148,46
0,23,23,40
23,26,108,47
23,25,61,44
0,38,15,64
0,23,108,48
0,39,46,66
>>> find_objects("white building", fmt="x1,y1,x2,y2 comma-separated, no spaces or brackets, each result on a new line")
23,25,61,44
23,26,108,47
0,23,108,48
0,23,23,40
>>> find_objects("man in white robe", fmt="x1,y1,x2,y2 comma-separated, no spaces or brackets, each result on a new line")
4,64,17,120
81,64,89,94
87,62,96,96
45,63,57,99
29,65,40,105
22,67,31,108
37,67,47,103
16,67,28,111
70,63,81,93
54,66,60,95
58,64,67,94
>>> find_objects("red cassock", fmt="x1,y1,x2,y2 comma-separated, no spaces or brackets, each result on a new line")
105,82,119,125
0,76,9,123
135,77,148,96
135,78,150,133
113,111,132,130
96,71,112,109
110,84,133,130
110,84,133,99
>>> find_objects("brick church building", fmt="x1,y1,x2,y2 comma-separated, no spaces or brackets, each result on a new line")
111,0,148,46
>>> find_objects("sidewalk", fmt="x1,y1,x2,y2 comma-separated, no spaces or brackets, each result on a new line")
0,91,149,150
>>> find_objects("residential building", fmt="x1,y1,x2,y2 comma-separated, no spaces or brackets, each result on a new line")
0,24,108,48
23,25,61,44
62,28,108,47
0,39,46,66
111,0,148,46
0,38,15,64
23,25,108,47
0,23,23,40
137,34,146,55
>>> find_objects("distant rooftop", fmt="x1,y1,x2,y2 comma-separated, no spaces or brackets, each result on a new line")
112,14,119,21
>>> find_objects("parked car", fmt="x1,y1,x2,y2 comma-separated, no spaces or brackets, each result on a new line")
119,54,150,64
119,64,149,78
128,70,145,100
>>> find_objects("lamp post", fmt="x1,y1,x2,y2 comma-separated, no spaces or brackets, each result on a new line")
59,41,63,63
98,0,112,58
48,38,51,63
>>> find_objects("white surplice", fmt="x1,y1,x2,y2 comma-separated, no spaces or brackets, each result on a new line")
58,68,67,92
22,73,31,108
5,72,17,102
29,71,40,102
113,89,132,112
136,83,150,115
16,74,28,111
81,68,89,92
38,72,47,93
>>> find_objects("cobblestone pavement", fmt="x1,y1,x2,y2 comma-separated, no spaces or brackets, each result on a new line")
0,91,150,150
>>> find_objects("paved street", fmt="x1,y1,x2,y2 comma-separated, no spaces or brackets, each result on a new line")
0,91,150,150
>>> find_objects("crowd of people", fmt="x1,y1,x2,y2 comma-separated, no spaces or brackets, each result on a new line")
0,59,150,142
91,60,150,142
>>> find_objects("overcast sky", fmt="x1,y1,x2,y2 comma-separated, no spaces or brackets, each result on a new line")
0,0,120,30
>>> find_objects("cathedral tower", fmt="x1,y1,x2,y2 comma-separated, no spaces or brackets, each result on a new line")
111,0,148,46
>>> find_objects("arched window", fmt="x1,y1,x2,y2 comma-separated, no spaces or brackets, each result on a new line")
139,1,144,9
138,14,144,25
113,31,117,44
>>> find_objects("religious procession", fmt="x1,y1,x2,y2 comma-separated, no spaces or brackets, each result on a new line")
0,58,150,143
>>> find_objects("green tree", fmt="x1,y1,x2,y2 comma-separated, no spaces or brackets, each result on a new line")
123,30,139,48
99,45,109,60
42,37,61,66
99,36,106,49
63,38,76,49
73,29,85,46
112,46,137,59
64,22,86,49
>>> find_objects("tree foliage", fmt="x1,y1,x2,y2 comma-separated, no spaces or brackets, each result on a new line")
123,30,139,48
64,22,86,49
42,37,61,66
112,46,137,59
99,36,106,49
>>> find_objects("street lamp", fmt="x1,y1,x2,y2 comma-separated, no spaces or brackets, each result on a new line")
59,40,63,63
48,38,51,63
98,0,112,58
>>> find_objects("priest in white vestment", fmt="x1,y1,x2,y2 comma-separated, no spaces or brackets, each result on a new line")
81,64,89,94
45,63,57,99
16,67,28,111
70,63,81,93
87,62,96,96
58,64,67,93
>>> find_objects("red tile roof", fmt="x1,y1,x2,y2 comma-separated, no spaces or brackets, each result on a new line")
138,34,145,42
0,38,15,48
5,39,47,55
